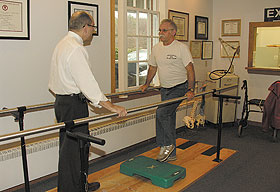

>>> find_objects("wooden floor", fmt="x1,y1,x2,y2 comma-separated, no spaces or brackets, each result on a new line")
48,138,236,192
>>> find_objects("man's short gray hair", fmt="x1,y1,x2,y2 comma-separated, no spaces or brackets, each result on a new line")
160,19,177,32
69,11,93,31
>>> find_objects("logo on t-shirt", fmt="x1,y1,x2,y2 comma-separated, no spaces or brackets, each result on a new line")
166,54,177,59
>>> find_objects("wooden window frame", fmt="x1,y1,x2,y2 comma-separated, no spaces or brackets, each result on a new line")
247,21,280,75
110,0,160,101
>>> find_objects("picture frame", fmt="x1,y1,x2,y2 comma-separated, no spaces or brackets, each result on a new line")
168,10,189,41
195,16,208,40
221,19,241,36
190,41,202,59
68,1,99,36
201,41,213,60
220,40,240,58
0,0,30,40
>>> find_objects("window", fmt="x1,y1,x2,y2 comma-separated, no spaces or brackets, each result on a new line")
247,21,280,75
114,0,160,91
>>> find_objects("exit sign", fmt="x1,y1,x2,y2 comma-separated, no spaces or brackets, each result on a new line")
264,7,280,22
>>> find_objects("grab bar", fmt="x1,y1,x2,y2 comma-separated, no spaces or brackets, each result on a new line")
0,84,237,142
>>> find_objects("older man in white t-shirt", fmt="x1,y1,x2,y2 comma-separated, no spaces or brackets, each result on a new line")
141,19,195,162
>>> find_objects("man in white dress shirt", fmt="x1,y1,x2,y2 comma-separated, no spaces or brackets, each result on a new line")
49,11,127,192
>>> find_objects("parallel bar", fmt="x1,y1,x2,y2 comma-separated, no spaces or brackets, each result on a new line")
0,87,160,118
0,85,237,143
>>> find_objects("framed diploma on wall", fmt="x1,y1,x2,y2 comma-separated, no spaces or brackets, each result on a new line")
221,19,241,36
190,41,202,59
68,1,99,36
195,16,208,40
168,10,189,41
202,41,213,60
0,0,30,40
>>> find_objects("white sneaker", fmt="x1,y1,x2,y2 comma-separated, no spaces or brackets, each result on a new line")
165,155,177,162
157,144,175,162
156,146,165,160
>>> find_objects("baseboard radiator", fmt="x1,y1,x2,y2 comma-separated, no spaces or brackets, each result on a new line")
0,102,193,162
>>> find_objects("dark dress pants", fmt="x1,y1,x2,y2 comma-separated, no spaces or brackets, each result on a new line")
55,95,89,192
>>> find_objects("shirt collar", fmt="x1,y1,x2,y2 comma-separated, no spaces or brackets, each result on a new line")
160,39,176,47
68,31,83,45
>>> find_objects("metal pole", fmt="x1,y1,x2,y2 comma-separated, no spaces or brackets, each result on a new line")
213,96,223,163
17,107,30,192
212,93,241,163
0,84,238,143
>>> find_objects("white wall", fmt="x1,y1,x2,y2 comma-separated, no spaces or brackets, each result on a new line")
0,0,111,190
213,0,280,122
0,0,111,135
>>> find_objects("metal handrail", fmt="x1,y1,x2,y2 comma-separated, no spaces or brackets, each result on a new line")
0,84,238,143
0,86,160,118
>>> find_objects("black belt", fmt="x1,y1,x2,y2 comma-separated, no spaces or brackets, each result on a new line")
56,93,80,97
163,80,187,90
56,93,89,103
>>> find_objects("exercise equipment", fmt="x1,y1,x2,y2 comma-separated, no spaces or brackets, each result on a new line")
0,84,237,191
120,156,186,188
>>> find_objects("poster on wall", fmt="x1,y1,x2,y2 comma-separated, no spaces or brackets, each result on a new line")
68,1,99,36
0,0,30,40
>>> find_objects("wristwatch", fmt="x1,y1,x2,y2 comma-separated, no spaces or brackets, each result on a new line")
187,88,194,92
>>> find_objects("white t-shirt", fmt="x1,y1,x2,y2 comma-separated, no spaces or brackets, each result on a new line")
48,31,108,107
148,40,193,88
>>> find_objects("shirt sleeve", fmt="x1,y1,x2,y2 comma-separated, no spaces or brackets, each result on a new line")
182,44,194,67
148,47,157,67
68,47,108,107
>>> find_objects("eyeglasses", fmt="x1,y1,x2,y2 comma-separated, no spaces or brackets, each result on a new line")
158,28,174,33
88,24,97,30
84,24,97,31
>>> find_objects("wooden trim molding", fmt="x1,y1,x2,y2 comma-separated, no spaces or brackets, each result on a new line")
110,0,116,93
246,67,280,75
111,89,160,103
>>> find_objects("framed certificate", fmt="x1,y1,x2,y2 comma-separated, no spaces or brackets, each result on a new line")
202,41,213,60
190,41,202,59
195,16,208,40
0,0,30,40
68,1,99,36
221,19,241,36
168,10,189,41
220,40,240,58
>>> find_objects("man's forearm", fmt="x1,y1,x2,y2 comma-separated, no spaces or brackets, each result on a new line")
186,63,195,89
145,65,157,86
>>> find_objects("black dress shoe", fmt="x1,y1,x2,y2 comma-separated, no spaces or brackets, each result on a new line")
87,182,100,191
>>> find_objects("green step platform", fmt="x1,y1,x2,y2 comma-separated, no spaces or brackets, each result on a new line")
120,156,186,188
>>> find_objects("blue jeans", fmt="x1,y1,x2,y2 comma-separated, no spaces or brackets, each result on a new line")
156,81,188,156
